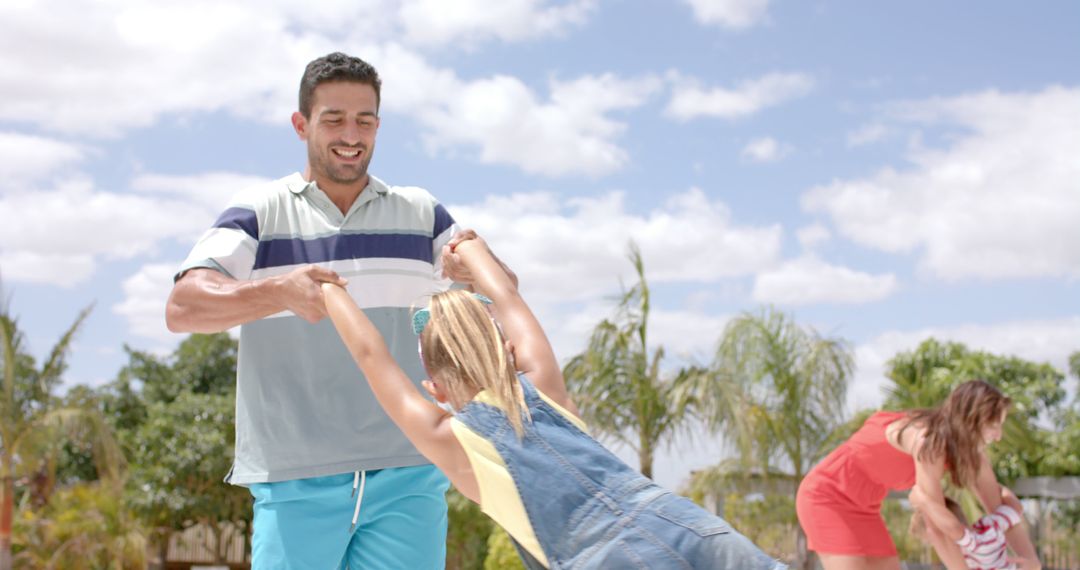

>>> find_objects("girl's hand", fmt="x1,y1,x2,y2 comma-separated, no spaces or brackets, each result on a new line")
1011,556,1041,570
447,229,479,250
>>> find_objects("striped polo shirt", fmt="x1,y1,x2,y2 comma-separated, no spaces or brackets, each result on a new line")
177,172,459,484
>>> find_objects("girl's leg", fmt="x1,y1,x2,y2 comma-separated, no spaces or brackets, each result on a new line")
1000,488,1040,568
818,553,901,570
922,523,969,570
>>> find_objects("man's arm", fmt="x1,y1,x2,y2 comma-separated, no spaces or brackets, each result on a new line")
166,266,346,333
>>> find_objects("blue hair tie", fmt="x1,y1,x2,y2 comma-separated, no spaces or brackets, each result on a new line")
412,293,493,336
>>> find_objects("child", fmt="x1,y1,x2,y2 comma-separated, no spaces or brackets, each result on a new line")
321,236,784,569
909,490,1025,570
909,497,968,543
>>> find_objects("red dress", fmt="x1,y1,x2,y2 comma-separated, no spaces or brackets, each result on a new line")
796,411,916,556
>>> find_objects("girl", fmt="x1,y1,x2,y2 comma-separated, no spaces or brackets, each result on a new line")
909,490,1026,570
795,380,1040,570
321,236,784,569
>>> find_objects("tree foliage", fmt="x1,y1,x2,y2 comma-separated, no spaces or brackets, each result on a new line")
13,482,145,570
445,488,493,570
483,527,525,570
1,294,123,570
90,333,248,565
686,307,853,480
680,306,854,569
562,244,693,478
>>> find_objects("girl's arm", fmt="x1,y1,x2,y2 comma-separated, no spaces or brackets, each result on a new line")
452,239,580,416
321,283,480,502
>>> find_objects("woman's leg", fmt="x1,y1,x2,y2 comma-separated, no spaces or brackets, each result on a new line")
818,553,901,570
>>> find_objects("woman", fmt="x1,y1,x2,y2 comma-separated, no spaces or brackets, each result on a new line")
796,380,1040,570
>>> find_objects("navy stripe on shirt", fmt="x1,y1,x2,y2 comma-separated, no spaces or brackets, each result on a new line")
213,207,259,240
254,233,434,269
433,203,455,238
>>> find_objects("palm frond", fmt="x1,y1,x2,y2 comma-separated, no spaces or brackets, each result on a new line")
37,303,94,393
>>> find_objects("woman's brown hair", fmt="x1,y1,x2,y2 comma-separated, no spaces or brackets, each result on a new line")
419,290,529,435
906,379,1012,488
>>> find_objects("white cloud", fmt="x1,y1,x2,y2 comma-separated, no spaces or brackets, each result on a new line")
112,263,187,344
796,224,831,250
741,136,791,162
648,309,731,361
0,132,87,188
682,0,770,29
539,301,730,370
0,178,214,286
451,187,782,304
262,0,399,38
412,71,662,177
399,0,595,47
0,1,601,140
0,2,641,177
846,123,890,147
666,72,814,121
0,251,96,286
132,171,275,213
752,256,897,306
803,87,1080,281
0,1,324,135
850,317,1080,411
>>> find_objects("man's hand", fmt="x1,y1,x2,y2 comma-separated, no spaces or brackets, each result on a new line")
272,264,347,323
441,229,479,284
441,229,518,288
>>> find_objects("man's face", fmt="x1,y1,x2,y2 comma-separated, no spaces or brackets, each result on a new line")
294,81,380,188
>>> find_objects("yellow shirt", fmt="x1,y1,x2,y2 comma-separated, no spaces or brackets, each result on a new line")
449,389,587,568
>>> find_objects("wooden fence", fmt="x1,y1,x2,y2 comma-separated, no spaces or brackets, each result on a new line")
164,521,249,570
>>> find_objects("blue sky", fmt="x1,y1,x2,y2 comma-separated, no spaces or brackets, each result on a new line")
1,0,1077,488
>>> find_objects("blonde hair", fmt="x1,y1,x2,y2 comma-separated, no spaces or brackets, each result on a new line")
419,290,529,435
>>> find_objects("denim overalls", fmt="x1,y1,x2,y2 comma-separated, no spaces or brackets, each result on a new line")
453,375,786,569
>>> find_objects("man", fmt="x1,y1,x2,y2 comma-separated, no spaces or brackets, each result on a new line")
167,52,501,569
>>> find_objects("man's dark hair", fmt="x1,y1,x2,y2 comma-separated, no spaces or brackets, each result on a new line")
299,52,382,118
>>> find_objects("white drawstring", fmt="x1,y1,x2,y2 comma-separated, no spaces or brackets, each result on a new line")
350,470,366,533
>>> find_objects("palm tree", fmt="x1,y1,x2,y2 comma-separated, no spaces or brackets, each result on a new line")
680,307,853,570
0,290,123,570
562,244,696,478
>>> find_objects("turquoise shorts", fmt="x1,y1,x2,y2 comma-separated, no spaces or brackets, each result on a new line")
249,465,449,569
